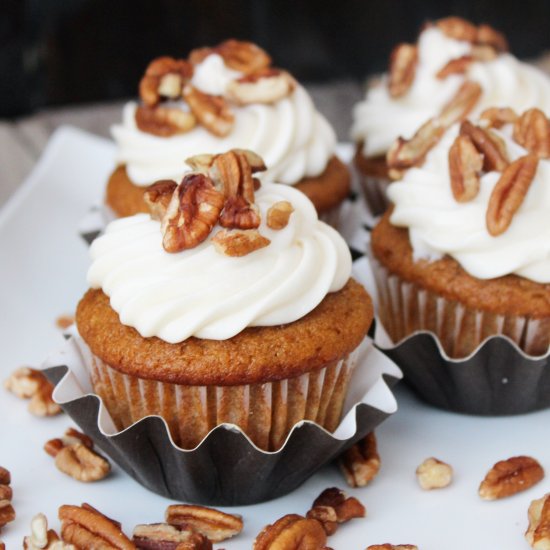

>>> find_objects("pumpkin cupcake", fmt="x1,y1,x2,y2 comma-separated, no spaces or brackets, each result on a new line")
107,40,350,226
351,16,550,214
79,149,372,451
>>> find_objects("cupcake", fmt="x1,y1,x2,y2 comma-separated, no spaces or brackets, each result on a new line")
79,149,372,451
371,107,550,359
106,40,350,226
351,16,550,215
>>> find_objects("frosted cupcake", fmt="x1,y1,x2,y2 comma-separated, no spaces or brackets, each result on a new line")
352,16,550,214
79,150,372,451
107,40,350,226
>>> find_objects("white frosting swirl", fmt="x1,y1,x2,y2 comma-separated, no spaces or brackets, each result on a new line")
111,54,336,186
88,182,351,343
388,121,550,283
351,27,550,157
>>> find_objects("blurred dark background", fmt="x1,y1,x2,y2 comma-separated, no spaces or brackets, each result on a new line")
2,0,550,119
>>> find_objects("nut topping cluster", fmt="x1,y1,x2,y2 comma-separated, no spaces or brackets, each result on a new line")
145,149,293,256
135,40,295,137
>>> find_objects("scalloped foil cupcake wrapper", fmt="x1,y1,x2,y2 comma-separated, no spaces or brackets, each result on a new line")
354,255,550,416
43,333,401,505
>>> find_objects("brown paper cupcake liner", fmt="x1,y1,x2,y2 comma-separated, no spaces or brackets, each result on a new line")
43,333,401,505
356,172,391,217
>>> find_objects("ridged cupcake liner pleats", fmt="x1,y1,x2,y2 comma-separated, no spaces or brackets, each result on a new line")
318,204,342,229
90,352,357,452
356,173,391,217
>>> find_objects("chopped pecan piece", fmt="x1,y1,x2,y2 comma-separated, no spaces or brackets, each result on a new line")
133,523,212,550
54,443,111,482
165,504,243,543
59,504,134,549
366,546,418,550
212,229,270,257
477,24,508,52
267,201,294,230
387,118,445,170
139,56,193,107
0,500,15,531
220,196,261,230
227,69,295,104
183,85,234,137
253,514,327,550
23,513,71,549
135,105,197,137
460,120,508,171
480,107,518,129
161,173,225,253
4,366,45,398
144,180,178,221
486,155,538,237
479,455,544,500
526,493,550,549
306,487,365,536
436,55,473,79
513,108,550,159
388,44,418,98
438,81,482,127
216,39,271,74
436,17,478,42
416,457,453,490
339,432,380,488
449,134,483,202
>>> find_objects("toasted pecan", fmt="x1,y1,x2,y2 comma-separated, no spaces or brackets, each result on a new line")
388,43,418,98
253,514,327,550
513,108,550,159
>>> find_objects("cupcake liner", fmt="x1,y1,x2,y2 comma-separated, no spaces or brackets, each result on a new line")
356,172,391,217
89,351,358,452
42,332,401,505
354,255,550,415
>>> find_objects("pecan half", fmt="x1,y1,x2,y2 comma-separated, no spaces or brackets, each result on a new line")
0,468,9,486
486,155,538,237
339,432,381,488
477,24,508,52
220,196,261,230
187,149,266,181
45,427,94,458
59,504,134,549
182,85,234,137
165,504,243,543
306,488,365,536
479,455,544,500
139,57,193,107
480,107,518,129
0,467,10,509
135,105,197,137
460,120,508,171
54,443,110,482
387,118,445,170
0,487,11,502
436,17,478,42
144,180,178,221
212,229,270,257
161,173,225,253
436,55,473,79
267,201,294,230
226,69,295,105
448,134,483,202
253,514,327,550
388,43,418,98
367,546,418,550
526,493,550,549
133,523,212,550
438,81,482,127
513,108,550,159
216,40,271,74
0,500,15,531
416,457,453,490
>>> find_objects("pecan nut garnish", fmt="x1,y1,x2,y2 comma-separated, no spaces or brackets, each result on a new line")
513,108,550,159
135,105,197,137
526,493,550,549
438,81,482,128
479,455,544,500
144,180,178,221
133,523,212,550
182,84,234,137
388,43,418,98
480,107,518,129
139,56,193,107
59,503,134,549
486,154,538,237
416,457,453,490
436,55,473,79
44,427,94,457
215,39,271,74
161,173,225,253
460,120,508,172
367,545,418,550
339,432,381,488
0,501,15,532
448,134,483,202
267,201,294,230
226,69,295,104
212,229,270,257
253,514,327,550
436,17,479,42
0,467,14,533
476,23,508,52
53,443,111,482
306,487,365,536
165,504,243,543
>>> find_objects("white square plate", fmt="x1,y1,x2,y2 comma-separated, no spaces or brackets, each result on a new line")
1,127,549,549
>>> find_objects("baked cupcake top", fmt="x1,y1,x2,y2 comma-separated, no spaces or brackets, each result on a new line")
387,107,550,283
88,150,351,343
111,40,336,187
351,17,550,158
